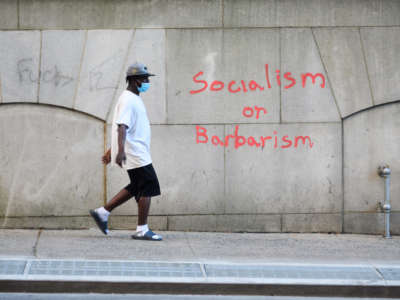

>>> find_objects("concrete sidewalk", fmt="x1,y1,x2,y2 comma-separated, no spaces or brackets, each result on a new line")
0,229,400,297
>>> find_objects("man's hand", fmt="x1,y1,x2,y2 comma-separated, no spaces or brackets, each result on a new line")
116,151,126,168
102,150,111,165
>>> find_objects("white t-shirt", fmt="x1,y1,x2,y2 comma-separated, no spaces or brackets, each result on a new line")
111,90,152,170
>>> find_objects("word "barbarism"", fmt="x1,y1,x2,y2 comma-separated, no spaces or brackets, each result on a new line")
196,125,314,149
190,64,325,94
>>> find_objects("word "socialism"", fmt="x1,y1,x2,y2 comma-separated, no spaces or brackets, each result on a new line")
190,64,325,94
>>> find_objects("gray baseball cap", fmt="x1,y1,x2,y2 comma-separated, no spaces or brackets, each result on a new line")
126,62,155,77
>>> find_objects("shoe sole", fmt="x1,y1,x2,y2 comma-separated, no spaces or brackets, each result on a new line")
131,236,162,241
131,233,162,241
89,209,108,235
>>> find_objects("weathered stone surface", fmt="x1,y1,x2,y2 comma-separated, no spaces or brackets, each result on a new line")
224,0,278,27
166,29,280,124
0,31,40,102
224,0,400,27
151,125,225,215
103,0,222,29
106,124,225,216
39,30,85,108
224,123,342,214
282,213,342,233
108,216,167,230
313,28,373,117
74,30,132,120
361,27,400,104
281,28,340,122
20,0,108,29
216,214,281,232
107,29,166,125
20,0,222,29
0,217,92,229
168,215,217,232
344,213,384,235
0,0,18,29
0,104,104,217
391,213,400,235
344,102,400,212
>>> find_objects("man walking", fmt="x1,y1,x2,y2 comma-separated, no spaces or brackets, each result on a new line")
90,63,162,241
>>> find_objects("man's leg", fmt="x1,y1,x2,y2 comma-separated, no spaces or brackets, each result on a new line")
133,196,162,240
90,188,132,235
104,188,133,212
137,196,151,225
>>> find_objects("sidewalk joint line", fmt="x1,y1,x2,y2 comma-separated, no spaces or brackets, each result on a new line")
373,266,385,281
23,260,31,278
32,229,43,258
183,232,197,259
199,263,207,278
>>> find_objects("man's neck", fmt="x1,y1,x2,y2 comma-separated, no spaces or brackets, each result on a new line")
127,85,139,96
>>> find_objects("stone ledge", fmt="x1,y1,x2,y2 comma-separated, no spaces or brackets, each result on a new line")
344,212,400,235
19,0,222,30
1,213,399,234
0,1,18,29
282,213,342,233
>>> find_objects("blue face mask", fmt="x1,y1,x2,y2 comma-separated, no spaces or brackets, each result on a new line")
138,82,150,93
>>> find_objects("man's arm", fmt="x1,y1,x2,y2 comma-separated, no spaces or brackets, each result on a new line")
102,148,111,164
116,124,128,167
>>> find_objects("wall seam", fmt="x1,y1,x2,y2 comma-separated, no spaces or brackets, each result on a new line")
344,99,400,120
223,124,226,214
72,30,88,110
341,120,345,233
1,25,400,31
165,121,342,125
279,27,282,123
0,211,386,218
36,30,42,103
105,29,135,122
0,75,3,103
358,27,376,106
166,215,169,231
103,123,107,206
221,0,224,28
17,0,20,29
63,25,400,30
0,102,105,122
165,29,169,124
311,27,343,119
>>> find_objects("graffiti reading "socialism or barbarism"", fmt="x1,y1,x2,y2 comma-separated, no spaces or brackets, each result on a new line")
190,64,325,94
190,64,316,150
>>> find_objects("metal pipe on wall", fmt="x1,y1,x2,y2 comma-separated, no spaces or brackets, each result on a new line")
378,165,391,239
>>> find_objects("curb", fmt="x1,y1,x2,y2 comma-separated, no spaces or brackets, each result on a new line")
1,258,400,297
1,279,400,298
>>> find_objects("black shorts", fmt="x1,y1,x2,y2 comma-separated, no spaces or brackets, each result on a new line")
124,163,161,202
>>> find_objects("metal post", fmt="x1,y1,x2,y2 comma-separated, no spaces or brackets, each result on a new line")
378,165,391,239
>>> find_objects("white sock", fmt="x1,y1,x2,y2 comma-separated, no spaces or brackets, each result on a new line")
136,224,149,233
95,206,110,222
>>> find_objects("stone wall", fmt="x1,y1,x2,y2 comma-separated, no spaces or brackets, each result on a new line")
0,0,399,234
